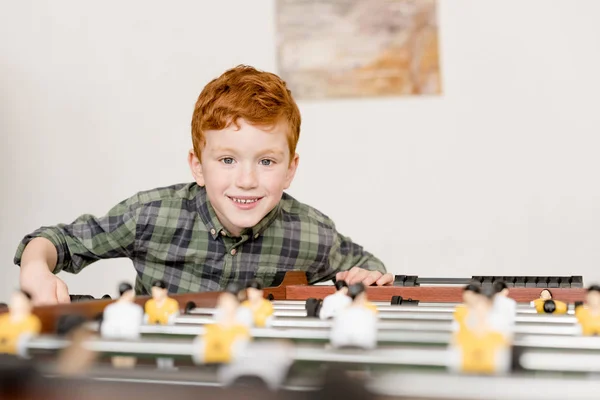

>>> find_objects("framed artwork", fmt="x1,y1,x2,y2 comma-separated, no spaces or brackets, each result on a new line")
276,0,441,99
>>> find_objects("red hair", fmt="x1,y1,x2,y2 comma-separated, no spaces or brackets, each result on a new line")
191,65,301,163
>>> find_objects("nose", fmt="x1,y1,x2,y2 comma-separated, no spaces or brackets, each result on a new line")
235,163,258,189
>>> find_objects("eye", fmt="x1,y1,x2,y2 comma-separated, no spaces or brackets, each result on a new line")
260,159,273,166
221,157,234,165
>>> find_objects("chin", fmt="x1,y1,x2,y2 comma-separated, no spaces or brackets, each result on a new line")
231,216,264,230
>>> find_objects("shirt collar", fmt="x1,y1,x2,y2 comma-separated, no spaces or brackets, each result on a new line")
195,184,281,240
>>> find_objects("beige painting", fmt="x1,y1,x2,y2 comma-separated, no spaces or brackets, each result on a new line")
276,0,441,99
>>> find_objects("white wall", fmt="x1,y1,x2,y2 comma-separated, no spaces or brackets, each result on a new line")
1,0,600,300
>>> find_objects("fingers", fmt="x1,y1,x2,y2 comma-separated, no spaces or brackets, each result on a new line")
336,271,348,282
339,268,394,286
56,279,71,304
376,273,394,286
33,292,58,306
344,267,364,284
361,271,382,287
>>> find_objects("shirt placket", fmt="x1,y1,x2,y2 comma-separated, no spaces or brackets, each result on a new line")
219,233,251,287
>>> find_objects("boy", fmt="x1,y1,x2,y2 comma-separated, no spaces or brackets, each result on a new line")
14,65,392,305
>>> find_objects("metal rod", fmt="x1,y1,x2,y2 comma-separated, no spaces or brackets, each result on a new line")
173,315,581,335
191,304,574,315
23,336,600,374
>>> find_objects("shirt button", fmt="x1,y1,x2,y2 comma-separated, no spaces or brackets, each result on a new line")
230,249,237,256
210,228,216,235
254,233,259,239
221,231,226,236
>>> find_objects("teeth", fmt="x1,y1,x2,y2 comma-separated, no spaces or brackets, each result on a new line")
231,197,259,204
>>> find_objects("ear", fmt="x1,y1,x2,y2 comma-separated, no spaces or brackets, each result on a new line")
283,153,300,190
188,149,205,187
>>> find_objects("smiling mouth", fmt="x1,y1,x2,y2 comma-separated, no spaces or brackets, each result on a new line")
227,196,263,204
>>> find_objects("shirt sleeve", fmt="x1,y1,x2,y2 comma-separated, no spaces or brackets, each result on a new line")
309,228,387,284
13,195,142,274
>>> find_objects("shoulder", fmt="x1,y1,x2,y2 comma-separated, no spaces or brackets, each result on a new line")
278,192,336,229
167,298,179,308
127,183,201,208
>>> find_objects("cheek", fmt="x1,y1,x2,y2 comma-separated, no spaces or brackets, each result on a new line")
260,168,289,190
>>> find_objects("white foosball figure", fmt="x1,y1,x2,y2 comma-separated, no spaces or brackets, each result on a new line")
100,282,144,368
330,283,378,350
492,281,517,327
448,285,512,375
319,280,352,320
218,341,294,390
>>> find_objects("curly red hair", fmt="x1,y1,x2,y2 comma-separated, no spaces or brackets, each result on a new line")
191,65,301,163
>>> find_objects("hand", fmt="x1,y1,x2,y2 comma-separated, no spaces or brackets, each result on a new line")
335,267,394,286
20,261,71,305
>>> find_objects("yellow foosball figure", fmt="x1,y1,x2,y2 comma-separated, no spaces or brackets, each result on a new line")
144,280,180,369
0,290,41,355
575,285,600,336
449,286,512,374
193,283,251,364
453,283,481,331
144,280,179,325
241,280,274,328
531,289,568,314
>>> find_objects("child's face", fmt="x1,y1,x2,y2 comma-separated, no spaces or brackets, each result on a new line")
190,118,299,236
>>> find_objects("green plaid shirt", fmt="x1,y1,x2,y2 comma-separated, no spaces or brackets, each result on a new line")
14,183,386,295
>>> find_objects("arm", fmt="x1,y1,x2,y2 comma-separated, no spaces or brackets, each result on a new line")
310,229,392,286
15,195,142,304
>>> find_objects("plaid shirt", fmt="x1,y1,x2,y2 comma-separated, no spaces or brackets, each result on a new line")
14,183,386,295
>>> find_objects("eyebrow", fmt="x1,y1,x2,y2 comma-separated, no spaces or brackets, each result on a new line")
261,149,285,157
211,147,285,158
211,147,238,155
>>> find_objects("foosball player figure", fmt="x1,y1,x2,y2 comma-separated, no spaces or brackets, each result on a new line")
575,285,600,336
453,283,481,331
144,280,179,325
0,290,41,355
448,286,512,375
241,280,274,328
193,283,251,364
100,282,144,368
330,283,378,350
144,280,180,369
531,289,568,314
319,280,352,320
492,281,517,325
55,315,98,376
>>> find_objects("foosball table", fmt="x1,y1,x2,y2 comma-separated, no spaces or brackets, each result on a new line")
1,272,598,400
